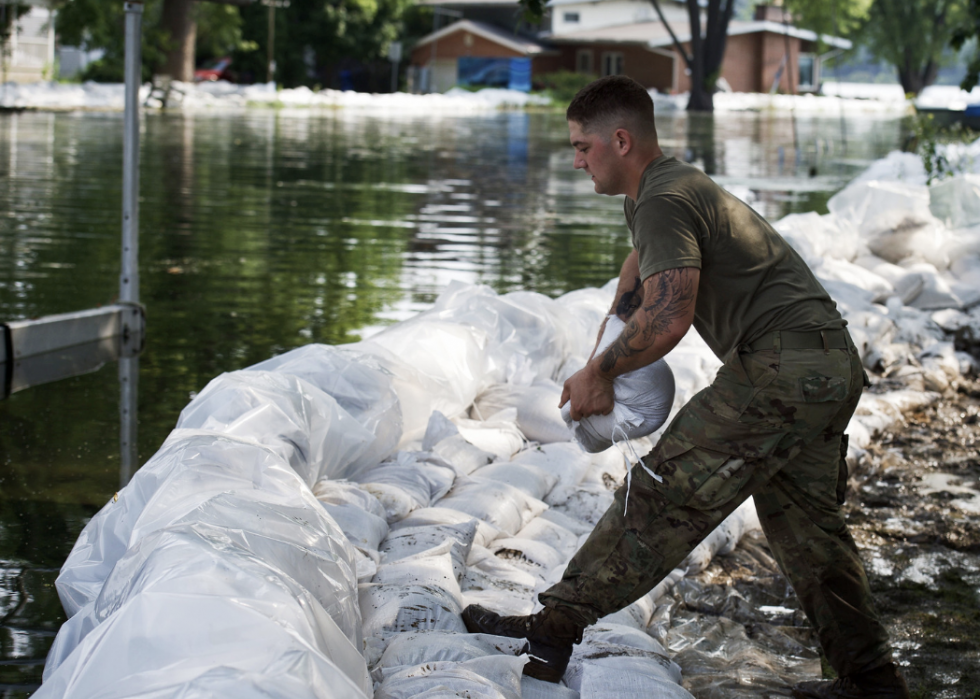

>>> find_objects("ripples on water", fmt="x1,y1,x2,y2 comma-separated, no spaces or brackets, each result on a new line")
0,107,907,693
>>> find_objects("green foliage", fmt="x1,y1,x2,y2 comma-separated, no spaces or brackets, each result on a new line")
534,70,595,105
782,0,872,45
952,0,980,90
911,114,978,184
860,0,967,94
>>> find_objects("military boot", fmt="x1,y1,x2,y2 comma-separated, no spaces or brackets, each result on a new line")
461,604,584,683
791,662,910,699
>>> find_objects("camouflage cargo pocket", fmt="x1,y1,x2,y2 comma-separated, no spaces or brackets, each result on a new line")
800,375,848,402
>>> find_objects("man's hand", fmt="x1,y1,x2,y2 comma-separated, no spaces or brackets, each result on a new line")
559,363,615,421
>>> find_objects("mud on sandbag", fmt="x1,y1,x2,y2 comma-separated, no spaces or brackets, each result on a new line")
374,654,527,699
391,507,501,549
380,519,478,581
561,316,675,454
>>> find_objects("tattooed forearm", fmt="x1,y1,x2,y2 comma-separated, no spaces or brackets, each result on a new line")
598,267,698,376
615,276,643,319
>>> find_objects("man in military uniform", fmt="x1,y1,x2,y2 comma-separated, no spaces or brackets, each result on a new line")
462,76,910,699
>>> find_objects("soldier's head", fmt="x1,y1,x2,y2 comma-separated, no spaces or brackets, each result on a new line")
566,76,660,196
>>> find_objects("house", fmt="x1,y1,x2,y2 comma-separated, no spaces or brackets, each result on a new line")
0,1,56,84
409,1,849,95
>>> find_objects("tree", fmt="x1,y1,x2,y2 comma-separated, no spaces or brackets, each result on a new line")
55,0,248,82
860,0,966,96
952,0,980,91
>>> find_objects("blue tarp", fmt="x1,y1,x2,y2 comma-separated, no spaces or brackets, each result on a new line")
457,57,532,92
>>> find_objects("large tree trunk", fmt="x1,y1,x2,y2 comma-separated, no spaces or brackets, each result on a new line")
160,0,197,82
897,52,938,96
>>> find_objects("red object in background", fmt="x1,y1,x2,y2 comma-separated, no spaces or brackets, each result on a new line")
194,57,233,82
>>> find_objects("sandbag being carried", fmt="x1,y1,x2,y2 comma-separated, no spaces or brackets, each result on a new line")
560,317,675,453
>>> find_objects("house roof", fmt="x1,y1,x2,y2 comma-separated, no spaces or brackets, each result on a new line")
413,19,551,55
547,18,851,49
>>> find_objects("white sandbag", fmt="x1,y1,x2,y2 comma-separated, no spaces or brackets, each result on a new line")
175,370,376,486
313,479,387,520
929,173,980,229
375,655,527,699
423,411,496,475
435,476,548,535
583,623,668,657
512,443,593,506
774,210,858,266
565,655,689,699
900,261,964,310
381,520,478,580
472,461,558,501
321,503,389,555
473,381,570,444
561,317,675,454
354,548,378,582
554,483,615,527
516,516,580,559
537,507,595,537
454,408,527,460
462,545,537,595
391,507,501,548
247,344,402,476
814,257,894,299
361,545,466,640
354,453,438,522
359,583,466,640
522,676,582,699
462,588,536,617
491,537,565,580
682,499,762,575
378,632,525,671
598,592,656,630
556,287,615,358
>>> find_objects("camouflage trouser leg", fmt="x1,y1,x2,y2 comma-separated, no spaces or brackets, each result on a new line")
539,335,893,677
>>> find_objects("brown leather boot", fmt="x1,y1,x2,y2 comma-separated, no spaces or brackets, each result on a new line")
791,662,910,699
461,604,584,682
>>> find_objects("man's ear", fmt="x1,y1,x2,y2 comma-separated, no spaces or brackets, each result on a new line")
613,128,632,156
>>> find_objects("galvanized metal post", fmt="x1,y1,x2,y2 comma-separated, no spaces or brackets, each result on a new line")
121,1,142,306
120,1,143,486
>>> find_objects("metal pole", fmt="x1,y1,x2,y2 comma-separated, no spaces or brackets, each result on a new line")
267,4,275,83
121,2,142,306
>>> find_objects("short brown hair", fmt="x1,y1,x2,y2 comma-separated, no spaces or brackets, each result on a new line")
566,75,656,140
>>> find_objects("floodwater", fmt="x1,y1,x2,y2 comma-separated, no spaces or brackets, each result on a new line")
0,107,908,695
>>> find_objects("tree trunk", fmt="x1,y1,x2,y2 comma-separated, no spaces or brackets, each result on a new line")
160,0,197,82
897,51,939,96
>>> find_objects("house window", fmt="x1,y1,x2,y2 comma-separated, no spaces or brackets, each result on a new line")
563,12,580,22
576,49,594,74
798,53,816,90
601,51,624,77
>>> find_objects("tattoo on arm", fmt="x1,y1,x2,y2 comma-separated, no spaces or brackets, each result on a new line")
599,268,697,374
615,276,643,319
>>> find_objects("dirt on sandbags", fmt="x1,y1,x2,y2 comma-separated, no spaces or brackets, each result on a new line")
661,378,980,699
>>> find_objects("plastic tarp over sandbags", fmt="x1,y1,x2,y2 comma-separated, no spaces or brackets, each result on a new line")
176,370,377,486
561,316,675,453
247,344,402,475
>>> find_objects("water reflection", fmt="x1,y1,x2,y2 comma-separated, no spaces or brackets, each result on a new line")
0,107,909,692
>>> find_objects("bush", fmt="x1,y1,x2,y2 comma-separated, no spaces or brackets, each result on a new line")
909,113,978,184
534,70,596,104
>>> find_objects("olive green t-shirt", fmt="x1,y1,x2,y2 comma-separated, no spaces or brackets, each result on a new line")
624,156,844,359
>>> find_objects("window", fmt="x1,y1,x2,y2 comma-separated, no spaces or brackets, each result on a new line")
798,53,816,90
563,12,580,22
576,49,594,74
601,51,624,77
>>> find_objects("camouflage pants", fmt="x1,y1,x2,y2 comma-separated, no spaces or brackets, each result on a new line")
540,332,894,677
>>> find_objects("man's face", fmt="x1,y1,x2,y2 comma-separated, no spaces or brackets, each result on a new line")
569,119,622,196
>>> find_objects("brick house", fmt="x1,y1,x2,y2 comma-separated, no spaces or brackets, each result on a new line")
409,2,849,94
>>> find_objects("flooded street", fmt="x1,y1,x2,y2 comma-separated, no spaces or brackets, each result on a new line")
0,106,939,695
